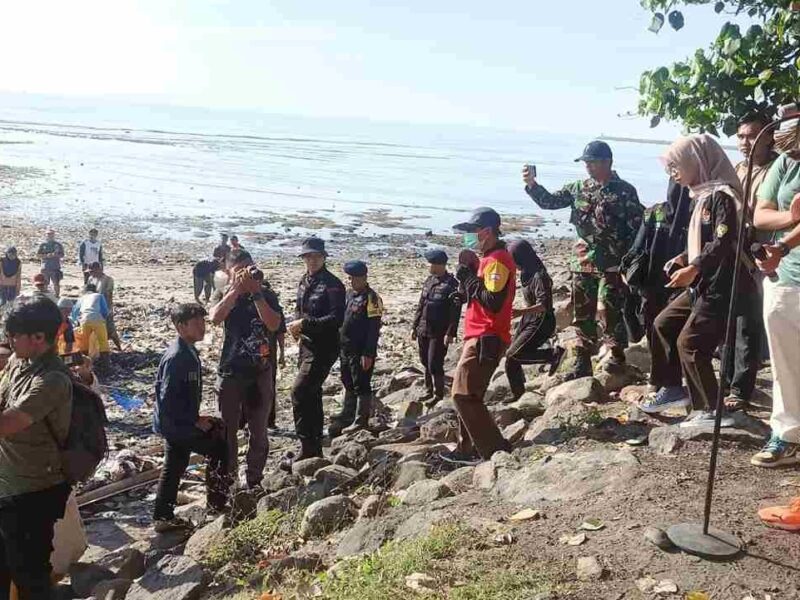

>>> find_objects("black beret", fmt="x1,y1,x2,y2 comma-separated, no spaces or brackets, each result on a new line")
424,249,448,265
343,260,368,276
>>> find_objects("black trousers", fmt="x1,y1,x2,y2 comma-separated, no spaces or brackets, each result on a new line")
267,355,278,427
153,425,230,520
505,313,556,399
623,290,645,345
291,343,338,442
340,350,374,396
417,336,447,399
0,482,70,600
724,290,764,401
193,274,214,303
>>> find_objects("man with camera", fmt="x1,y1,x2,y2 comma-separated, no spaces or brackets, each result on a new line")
210,249,283,489
523,142,643,379
285,238,345,463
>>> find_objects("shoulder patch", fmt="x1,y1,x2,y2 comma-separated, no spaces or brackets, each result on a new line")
367,293,384,318
716,223,729,239
483,259,510,293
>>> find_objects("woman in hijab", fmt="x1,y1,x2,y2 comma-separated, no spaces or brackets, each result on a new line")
505,240,564,400
622,178,692,343
640,134,755,427
0,247,21,306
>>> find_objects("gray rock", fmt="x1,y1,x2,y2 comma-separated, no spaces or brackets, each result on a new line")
183,515,226,561
69,562,115,598
314,464,359,492
643,526,674,550
648,428,684,455
507,393,546,420
147,528,192,551
554,298,573,331
402,480,453,505
503,419,528,444
369,442,448,464
115,548,146,581
441,466,475,494
624,341,652,373
377,370,424,399
648,412,769,454
230,488,261,522
494,449,640,504
393,460,428,490
91,578,132,600
419,412,459,443
376,427,420,446
491,450,519,470
380,384,423,406
300,495,355,538
397,399,424,424
489,405,524,428
473,461,497,490
337,518,396,558
125,555,207,600
524,393,593,444
544,377,607,406
261,471,303,494
292,457,331,477
257,483,327,513
594,360,643,393
332,442,369,470
576,556,604,581
357,495,384,520
484,375,514,405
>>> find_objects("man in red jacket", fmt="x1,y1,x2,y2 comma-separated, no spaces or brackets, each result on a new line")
447,207,515,464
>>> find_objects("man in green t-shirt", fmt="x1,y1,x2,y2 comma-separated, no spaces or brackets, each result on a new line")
0,297,72,597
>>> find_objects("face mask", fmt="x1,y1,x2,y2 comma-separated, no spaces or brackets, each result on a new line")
463,233,479,249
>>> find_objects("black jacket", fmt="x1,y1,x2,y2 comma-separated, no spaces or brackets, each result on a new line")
296,267,346,350
340,287,383,357
153,337,202,441
412,273,462,339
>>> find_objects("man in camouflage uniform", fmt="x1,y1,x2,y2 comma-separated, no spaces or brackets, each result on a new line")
523,141,643,378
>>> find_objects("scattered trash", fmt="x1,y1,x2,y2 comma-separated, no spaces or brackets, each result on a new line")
508,508,543,522
559,532,587,546
579,518,605,531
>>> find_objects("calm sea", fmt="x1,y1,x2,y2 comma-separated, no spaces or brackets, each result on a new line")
0,96,721,245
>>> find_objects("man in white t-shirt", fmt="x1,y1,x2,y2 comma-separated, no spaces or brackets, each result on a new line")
79,229,104,284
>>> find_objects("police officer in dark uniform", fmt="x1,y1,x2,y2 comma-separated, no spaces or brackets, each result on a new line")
411,249,462,409
330,260,383,437
286,237,346,461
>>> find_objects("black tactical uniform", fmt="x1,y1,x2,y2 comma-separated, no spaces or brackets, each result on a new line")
331,260,383,436
291,238,345,458
412,250,462,405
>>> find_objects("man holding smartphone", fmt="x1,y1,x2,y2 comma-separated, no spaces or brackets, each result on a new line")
523,141,644,379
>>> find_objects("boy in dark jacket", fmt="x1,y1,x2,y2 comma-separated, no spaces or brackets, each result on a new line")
153,303,229,531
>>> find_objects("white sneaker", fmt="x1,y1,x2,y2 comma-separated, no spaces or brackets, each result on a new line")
679,410,734,429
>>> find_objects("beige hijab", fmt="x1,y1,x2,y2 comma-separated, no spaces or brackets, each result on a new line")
661,134,743,262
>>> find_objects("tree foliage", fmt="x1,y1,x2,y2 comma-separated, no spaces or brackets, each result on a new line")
638,0,800,135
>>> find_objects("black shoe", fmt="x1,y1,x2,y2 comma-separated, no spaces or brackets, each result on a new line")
548,346,566,377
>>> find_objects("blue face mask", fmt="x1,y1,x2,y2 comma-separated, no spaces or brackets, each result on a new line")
463,232,479,249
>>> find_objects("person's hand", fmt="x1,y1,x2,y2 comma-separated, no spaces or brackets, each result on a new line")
287,319,303,340
790,193,800,223
756,244,783,274
196,416,214,432
666,265,699,288
411,330,417,341
361,356,374,371
522,165,537,187
242,275,262,295
445,334,455,346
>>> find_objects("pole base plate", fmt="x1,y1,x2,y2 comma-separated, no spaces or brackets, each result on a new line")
666,523,742,559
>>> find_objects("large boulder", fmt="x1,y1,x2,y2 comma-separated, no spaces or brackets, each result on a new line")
594,359,644,393
261,471,303,494
379,380,424,405
554,298,573,331
314,464,359,493
376,427,420,446
92,578,132,600
624,340,652,374
332,442,369,470
441,466,475,493
125,555,207,600
524,393,593,444
337,518,396,558
292,457,331,477
489,405,523,428
484,375,514,405
300,495,355,538
393,460,428,491
507,393,546,420
648,412,770,455
493,449,640,504
257,483,326,513
503,419,528,445
184,515,226,562
402,480,453,505
69,562,115,598
544,377,607,406
419,412,459,443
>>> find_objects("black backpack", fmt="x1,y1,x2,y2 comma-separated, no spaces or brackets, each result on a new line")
46,376,109,485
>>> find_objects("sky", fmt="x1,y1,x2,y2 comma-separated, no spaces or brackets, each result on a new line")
0,0,750,137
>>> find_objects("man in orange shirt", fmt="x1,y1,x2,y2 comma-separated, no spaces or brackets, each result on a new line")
446,208,515,464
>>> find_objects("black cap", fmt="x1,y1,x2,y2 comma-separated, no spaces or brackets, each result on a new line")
343,260,367,276
298,237,328,257
424,249,448,265
453,207,501,233
575,140,612,162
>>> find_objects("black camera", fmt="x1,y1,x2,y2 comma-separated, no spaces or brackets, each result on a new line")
62,353,84,367
247,265,264,281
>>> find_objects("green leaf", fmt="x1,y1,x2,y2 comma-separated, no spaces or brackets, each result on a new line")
714,1,724,13
650,115,661,128
668,10,684,31
722,37,742,56
648,12,665,33
758,68,774,82
743,77,760,86
795,56,800,70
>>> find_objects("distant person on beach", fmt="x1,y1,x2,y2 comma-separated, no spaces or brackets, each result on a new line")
213,234,231,262
78,228,104,284
192,258,221,304
329,260,383,437
230,235,243,251
31,273,58,304
505,240,564,399
56,298,76,355
285,237,345,465
0,247,22,306
411,249,462,410
446,208,515,464
87,262,122,351
153,303,230,532
36,229,65,298
209,250,282,489
266,288,286,431
523,141,643,379
71,284,110,367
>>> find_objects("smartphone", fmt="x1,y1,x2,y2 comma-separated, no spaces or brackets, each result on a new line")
524,164,537,178
62,353,84,367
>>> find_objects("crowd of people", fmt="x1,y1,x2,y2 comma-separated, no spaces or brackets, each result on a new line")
2,110,800,596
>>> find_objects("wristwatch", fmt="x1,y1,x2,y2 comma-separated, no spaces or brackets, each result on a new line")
777,241,792,257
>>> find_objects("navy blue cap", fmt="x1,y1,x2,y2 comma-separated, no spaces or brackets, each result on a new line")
424,249,448,265
575,140,612,162
299,237,328,257
344,260,368,276
453,207,501,233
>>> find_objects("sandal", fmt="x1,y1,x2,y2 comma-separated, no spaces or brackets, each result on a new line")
723,395,749,412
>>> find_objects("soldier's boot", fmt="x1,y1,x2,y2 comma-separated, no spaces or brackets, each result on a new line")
425,374,446,410
328,392,357,438
562,349,592,382
420,373,434,401
279,438,323,472
342,394,372,434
